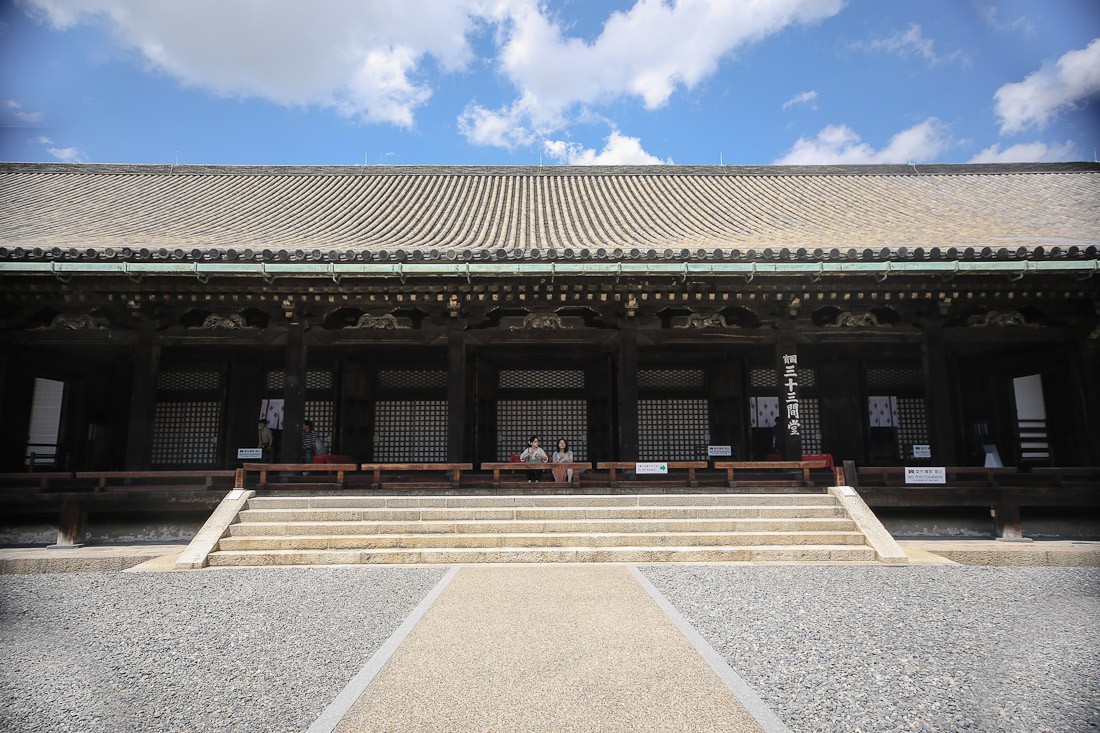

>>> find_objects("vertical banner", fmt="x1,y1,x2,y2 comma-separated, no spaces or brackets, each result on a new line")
776,336,802,459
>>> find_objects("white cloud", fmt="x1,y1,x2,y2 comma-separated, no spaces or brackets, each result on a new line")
4,99,44,122
33,135,53,144
782,90,818,110
774,119,950,164
977,3,1034,36
462,0,845,147
542,131,670,165
968,140,1077,163
853,23,970,68
994,38,1100,134
48,146,86,162
22,0,484,127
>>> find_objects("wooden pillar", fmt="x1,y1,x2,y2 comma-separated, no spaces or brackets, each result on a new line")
1081,337,1100,464
124,329,160,470
776,328,802,460
616,322,639,461
51,499,87,548
279,321,307,463
818,357,864,465
708,356,746,459
226,357,263,467
922,327,958,465
446,323,467,462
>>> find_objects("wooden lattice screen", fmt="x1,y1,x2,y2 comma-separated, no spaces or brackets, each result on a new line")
151,370,222,466
638,399,710,460
496,400,588,461
373,400,448,461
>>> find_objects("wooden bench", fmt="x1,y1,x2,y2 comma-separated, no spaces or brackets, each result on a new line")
479,462,592,488
75,470,235,492
596,461,709,488
360,463,473,489
242,463,357,488
713,460,830,487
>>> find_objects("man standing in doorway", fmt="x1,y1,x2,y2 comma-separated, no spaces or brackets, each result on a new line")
301,420,317,464
258,419,273,462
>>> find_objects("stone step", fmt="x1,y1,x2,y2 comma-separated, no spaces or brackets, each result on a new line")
217,530,869,551
245,494,839,510
226,516,858,536
236,505,846,523
206,544,880,566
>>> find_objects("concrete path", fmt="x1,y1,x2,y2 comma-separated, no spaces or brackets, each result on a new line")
317,566,781,733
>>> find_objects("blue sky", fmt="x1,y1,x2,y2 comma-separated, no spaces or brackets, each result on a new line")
1,0,1098,166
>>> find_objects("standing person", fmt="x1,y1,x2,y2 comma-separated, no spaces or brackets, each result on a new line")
551,438,574,483
258,419,273,462
301,420,317,464
520,435,547,482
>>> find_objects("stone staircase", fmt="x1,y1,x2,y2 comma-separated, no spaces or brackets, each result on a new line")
205,493,890,565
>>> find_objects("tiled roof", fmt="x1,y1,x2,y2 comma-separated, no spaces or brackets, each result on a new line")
1,163,1097,261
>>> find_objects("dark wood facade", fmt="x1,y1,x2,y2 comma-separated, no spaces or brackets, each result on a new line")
2,268,1097,473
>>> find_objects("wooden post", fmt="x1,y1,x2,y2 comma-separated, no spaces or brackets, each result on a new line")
279,321,307,463
994,500,1027,541
124,329,160,470
234,468,244,489
447,323,467,462
1083,338,1100,465
922,326,958,465
51,500,87,548
776,328,802,460
616,322,639,461
843,459,858,488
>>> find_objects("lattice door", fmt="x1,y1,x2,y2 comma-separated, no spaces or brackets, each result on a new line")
151,401,221,465
373,400,447,461
496,400,587,461
638,399,710,460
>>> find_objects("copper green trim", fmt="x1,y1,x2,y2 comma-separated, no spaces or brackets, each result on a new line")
0,260,1097,279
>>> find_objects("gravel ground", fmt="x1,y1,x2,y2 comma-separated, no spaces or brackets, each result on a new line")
642,566,1100,733
0,567,445,733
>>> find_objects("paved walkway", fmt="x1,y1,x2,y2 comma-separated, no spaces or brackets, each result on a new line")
315,566,781,733
1,540,1097,731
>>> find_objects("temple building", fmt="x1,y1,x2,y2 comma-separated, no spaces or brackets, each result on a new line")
1,161,1098,478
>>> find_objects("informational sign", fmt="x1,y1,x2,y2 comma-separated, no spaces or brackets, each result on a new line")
912,444,931,459
635,462,668,474
237,448,263,459
904,466,946,484
707,445,732,457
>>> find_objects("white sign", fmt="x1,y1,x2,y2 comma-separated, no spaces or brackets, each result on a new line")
905,467,946,484
227,489,245,501
635,462,668,475
237,448,263,459
912,444,931,459
707,445,732,457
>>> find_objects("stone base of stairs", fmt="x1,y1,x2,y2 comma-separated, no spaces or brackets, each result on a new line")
201,492,897,566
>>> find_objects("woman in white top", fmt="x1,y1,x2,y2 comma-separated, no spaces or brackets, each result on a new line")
551,438,574,483
520,435,547,482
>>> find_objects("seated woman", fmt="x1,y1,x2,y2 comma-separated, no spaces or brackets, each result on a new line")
551,438,574,483
520,435,547,482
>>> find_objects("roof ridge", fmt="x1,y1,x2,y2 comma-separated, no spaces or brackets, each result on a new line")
1,162,1098,177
